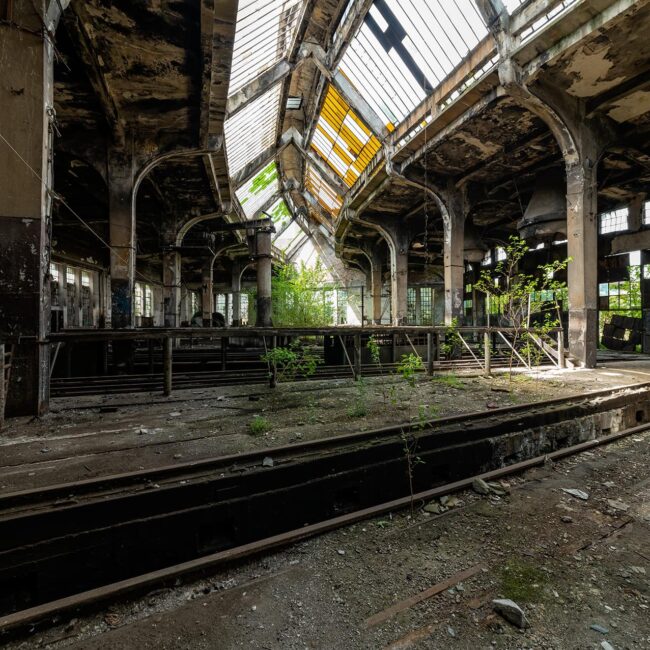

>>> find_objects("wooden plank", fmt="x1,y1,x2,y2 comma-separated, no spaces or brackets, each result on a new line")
364,565,484,628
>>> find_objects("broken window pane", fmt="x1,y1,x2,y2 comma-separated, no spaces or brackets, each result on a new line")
311,84,381,187
225,83,282,177
305,164,343,218
235,161,280,219
229,0,304,97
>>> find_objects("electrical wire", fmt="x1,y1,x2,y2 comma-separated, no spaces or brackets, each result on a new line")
0,127,168,289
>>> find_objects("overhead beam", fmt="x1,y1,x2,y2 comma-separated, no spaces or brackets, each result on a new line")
63,9,124,144
226,59,293,118
328,0,375,70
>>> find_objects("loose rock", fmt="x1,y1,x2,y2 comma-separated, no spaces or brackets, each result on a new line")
562,488,589,501
473,478,491,495
492,598,529,629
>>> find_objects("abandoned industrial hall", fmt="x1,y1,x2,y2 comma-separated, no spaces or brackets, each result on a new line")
1,0,650,647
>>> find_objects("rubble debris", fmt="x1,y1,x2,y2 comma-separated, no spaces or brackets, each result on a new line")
561,488,589,500
606,499,630,512
472,478,491,495
492,598,530,629
262,457,274,468
590,623,609,634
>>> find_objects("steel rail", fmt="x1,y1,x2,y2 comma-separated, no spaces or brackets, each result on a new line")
1,417,648,636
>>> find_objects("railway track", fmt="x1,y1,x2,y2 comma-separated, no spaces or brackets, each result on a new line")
1,383,647,636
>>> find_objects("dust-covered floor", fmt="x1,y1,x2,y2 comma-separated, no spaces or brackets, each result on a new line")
5,402,649,650
1,362,650,494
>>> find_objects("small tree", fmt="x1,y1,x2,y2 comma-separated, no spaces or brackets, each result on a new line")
272,260,335,326
474,236,569,379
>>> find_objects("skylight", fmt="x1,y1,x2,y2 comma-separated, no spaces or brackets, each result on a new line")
274,219,304,253
377,0,488,91
267,196,293,233
228,0,303,97
311,84,382,187
305,164,343,218
224,83,282,177
503,0,527,13
235,161,279,219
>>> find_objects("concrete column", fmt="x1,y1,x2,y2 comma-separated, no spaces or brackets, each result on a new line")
566,159,598,368
231,260,242,326
162,251,181,326
201,260,213,326
370,247,383,324
443,204,465,325
108,148,135,328
628,194,645,232
0,1,56,415
385,231,409,326
255,229,273,326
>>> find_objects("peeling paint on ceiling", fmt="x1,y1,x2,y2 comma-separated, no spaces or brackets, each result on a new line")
565,43,625,97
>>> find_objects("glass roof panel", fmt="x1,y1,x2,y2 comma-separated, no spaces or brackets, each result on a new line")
357,0,489,95
274,219,304,252
268,196,293,233
311,84,382,187
305,164,343,218
338,16,427,127
228,0,304,97
224,83,282,177
235,161,279,219
503,0,527,14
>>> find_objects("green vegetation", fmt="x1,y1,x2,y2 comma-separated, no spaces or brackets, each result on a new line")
397,353,423,387
347,378,368,418
249,415,271,435
271,260,334,326
261,341,321,383
474,235,569,378
500,559,547,603
442,317,462,358
432,373,465,389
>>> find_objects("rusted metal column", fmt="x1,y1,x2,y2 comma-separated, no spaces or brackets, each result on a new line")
557,331,566,369
231,260,242,326
201,260,213,326
108,147,135,329
427,333,434,376
163,337,172,396
255,228,273,327
484,331,491,376
0,2,56,416
354,334,362,381
163,251,182,327
0,342,5,429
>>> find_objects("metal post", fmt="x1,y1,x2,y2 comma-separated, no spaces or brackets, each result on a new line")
163,336,172,396
484,331,491,376
427,333,434,376
221,336,228,371
270,336,278,388
354,333,361,381
148,339,154,375
0,343,5,430
434,333,441,361
557,330,566,369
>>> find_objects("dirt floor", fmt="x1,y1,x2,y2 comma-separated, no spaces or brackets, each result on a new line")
2,363,650,495
4,384,649,650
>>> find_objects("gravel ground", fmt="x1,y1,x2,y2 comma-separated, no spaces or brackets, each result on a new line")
5,411,649,650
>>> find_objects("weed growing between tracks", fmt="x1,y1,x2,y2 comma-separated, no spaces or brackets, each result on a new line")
249,415,271,436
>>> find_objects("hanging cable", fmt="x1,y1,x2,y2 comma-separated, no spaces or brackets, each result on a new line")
0,127,168,289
